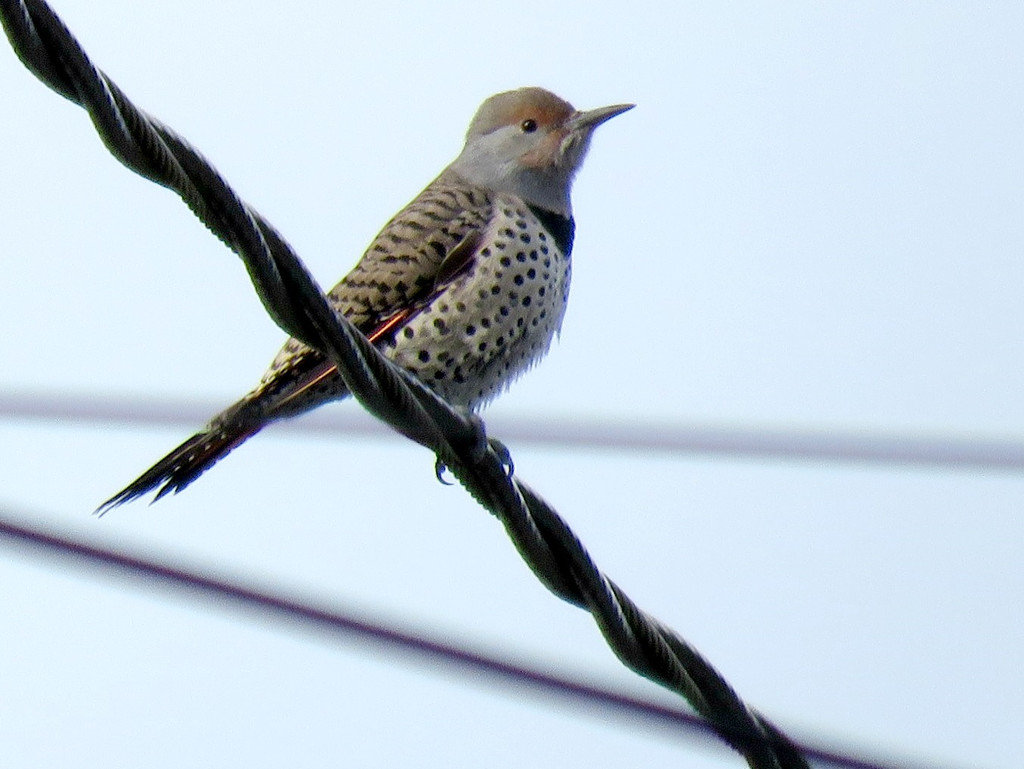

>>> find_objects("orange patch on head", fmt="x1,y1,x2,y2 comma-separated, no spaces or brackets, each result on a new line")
506,97,574,131
468,87,576,137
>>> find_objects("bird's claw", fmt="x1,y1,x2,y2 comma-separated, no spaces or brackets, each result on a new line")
435,457,455,485
458,410,513,476
433,410,514,485
488,437,514,478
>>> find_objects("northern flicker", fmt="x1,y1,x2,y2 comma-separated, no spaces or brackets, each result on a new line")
100,87,633,510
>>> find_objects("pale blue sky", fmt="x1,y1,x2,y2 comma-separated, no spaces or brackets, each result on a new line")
1,2,1022,768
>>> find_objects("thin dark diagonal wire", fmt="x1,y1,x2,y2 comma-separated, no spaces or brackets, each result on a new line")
2,3,793,766
0,511,969,769
2,391,1023,472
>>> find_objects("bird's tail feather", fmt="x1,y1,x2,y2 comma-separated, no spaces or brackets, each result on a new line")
97,402,263,514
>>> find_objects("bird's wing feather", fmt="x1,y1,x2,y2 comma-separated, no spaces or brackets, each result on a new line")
249,179,496,417
325,178,495,328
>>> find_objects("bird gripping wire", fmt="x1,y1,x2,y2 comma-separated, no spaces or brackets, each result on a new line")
0,2,809,767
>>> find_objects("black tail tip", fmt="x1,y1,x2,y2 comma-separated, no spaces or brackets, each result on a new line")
96,473,200,516
94,485,155,516
94,420,258,516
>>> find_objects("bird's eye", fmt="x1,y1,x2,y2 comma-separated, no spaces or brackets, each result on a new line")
520,118,538,133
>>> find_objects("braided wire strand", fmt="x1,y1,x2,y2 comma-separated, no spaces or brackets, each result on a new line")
1,3,809,767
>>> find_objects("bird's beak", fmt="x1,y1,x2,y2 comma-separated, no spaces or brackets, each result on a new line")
568,102,635,132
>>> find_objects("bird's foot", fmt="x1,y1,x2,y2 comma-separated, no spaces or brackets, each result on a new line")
487,437,514,478
433,409,513,484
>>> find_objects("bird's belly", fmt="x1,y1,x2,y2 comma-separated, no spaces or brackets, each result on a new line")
384,210,571,409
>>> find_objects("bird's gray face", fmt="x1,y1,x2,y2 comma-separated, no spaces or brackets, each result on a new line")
450,88,633,215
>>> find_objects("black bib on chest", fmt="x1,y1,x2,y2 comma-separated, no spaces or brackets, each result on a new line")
528,205,575,257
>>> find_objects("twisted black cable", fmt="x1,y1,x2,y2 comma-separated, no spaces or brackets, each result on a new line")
1,3,807,766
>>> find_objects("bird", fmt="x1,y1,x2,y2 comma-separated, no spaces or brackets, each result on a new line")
99,87,633,510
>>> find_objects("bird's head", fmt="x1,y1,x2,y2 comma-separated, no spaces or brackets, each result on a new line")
449,87,633,216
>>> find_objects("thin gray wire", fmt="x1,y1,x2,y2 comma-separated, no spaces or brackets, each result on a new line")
2,390,1023,471
0,509,969,769
1,2,801,766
